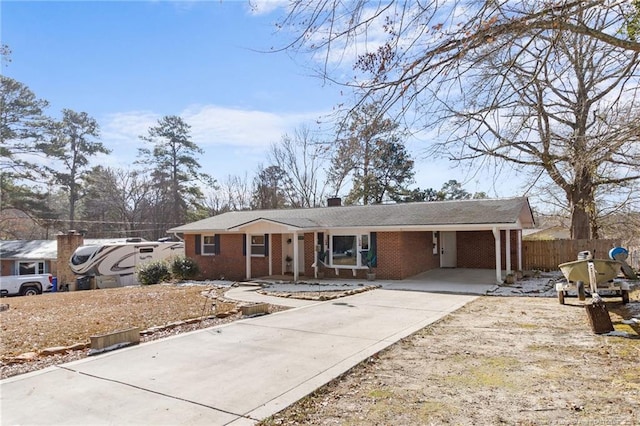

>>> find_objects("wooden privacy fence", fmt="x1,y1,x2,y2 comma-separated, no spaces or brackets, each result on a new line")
522,239,621,271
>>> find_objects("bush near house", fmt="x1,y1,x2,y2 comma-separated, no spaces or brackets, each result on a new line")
136,260,171,285
170,255,200,281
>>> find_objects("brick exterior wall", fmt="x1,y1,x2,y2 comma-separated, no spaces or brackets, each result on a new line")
187,229,517,281
399,231,440,278
373,231,440,279
272,235,283,275
457,230,518,270
303,233,314,277
186,233,285,281
318,231,440,280
186,234,246,281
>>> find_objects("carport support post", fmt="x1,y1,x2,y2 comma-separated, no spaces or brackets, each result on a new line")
313,232,318,279
493,228,502,283
505,229,512,275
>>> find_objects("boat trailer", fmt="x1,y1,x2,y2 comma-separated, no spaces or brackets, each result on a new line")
556,250,630,305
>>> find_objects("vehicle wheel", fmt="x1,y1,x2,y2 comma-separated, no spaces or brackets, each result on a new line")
621,290,630,304
577,281,586,301
21,286,39,296
558,291,565,305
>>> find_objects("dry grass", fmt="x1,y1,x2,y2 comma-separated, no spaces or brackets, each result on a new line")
262,290,640,425
0,283,220,357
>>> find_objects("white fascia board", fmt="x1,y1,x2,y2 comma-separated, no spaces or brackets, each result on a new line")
228,218,304,233
329,223,523,232
177,228,227,234
179,222,524,234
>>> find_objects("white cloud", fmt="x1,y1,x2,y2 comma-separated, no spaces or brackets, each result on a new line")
99,110,160,167
98,104,331,177
102,110,159,136
182,104,324,148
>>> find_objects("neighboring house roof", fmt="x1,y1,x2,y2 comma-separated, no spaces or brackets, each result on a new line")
523,226,571,240
0,240,58,260
0,238,132,260
169,197,535,233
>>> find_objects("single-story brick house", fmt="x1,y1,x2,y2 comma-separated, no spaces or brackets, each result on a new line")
168,197,535,283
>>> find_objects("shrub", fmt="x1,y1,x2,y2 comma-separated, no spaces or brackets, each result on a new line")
136,260,171,285
170,256,200,281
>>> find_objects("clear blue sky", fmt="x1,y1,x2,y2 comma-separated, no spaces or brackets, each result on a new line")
2,0,520,198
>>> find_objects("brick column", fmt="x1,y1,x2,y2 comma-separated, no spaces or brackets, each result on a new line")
57,231,84,291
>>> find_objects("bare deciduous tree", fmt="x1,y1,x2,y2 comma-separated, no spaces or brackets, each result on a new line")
278,0,640,238
207,173,252,212
82,167,154,238
269,126,329,208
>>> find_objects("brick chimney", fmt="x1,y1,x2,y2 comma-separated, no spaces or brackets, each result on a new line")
327,197,342,207
56,230,85,291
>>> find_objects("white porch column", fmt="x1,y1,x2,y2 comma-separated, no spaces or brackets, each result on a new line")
313,232,319,279
292,232,299,282
517,229,523,272
493,228,502,283
505,229,512,275
245,233,251,280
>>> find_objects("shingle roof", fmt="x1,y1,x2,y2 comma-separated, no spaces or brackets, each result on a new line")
168,197,534,233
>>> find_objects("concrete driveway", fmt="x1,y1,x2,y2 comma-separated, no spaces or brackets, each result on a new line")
1,289,475,425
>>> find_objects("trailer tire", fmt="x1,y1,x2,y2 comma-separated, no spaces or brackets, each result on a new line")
577,282,585,301
558,291,565,305
621,290,630,304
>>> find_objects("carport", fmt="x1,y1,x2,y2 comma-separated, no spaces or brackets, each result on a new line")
381,268,499,295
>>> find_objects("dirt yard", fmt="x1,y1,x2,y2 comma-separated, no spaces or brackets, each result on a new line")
262,290,640,425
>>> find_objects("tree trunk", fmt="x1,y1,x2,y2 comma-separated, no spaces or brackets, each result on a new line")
69,182,76,230
568,168,597,240
570,204,591,240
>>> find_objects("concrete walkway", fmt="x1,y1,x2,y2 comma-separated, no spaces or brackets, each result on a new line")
225,284,318,308
1,289,476,425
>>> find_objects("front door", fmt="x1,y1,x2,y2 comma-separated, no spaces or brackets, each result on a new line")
440,231,457,268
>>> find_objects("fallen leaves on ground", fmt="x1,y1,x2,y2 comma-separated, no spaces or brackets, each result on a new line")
0,283,222,358
261,290,640,426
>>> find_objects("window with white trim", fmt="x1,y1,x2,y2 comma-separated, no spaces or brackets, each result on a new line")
202,235,216,255
328,233,375,268
332,235,357,266
251,235,265,256
360,234,370,266
18,261,46,275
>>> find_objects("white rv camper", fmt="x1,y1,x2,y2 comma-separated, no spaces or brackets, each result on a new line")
69,238,184,288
